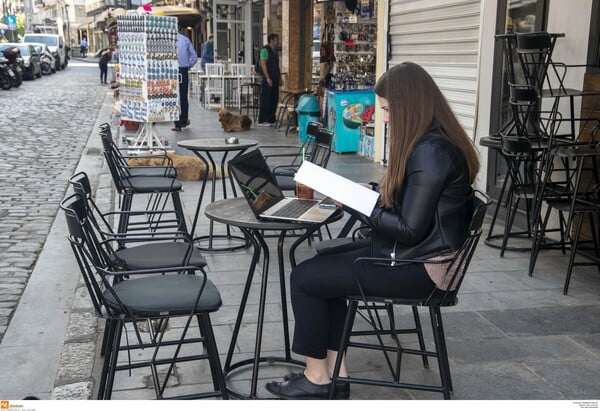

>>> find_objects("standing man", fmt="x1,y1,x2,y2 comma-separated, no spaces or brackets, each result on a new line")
172,29,198,132
257,33,280,126
79,37,88,58
98,45,114,84
200,34,214,71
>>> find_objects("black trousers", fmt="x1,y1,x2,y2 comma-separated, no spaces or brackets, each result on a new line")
258,79,279,123
175,67,190,128
290,242,436,359
99,62,108,83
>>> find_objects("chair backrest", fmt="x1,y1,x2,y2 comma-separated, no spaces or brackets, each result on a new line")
189,61,202,73
508,83,547,139
308,127,333,168
205,63,224,77
61,193,141,324
426,190,491,305
68,171,116,236
515,31,565,93
61,193,116,318
306,121,322,141
231,63,252,77
99,124,130,192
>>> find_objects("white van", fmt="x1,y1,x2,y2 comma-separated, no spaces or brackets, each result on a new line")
22,33,68,71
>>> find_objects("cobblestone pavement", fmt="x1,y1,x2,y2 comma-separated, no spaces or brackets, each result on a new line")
0,61,108,343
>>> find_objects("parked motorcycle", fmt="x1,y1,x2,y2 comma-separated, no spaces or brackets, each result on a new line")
31,44,55,75
0,47,23,88
40,54,53,75
0,63,15,90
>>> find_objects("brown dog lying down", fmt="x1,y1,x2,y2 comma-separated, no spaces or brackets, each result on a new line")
218,108,252,132
128,153,226,181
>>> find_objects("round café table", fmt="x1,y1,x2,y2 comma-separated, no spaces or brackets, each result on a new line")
205,197,343,399
178,138,257,251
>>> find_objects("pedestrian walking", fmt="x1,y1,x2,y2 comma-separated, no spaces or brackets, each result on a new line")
172,31,198,132
200,35,214,72
257,33,280,126
79,38,88,58
98,45,114,84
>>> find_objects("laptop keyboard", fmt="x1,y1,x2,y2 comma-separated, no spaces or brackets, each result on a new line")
271,199,316,218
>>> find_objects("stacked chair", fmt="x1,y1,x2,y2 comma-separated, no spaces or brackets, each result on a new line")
493,31,600,293
60,125,229,400
529,128,600,294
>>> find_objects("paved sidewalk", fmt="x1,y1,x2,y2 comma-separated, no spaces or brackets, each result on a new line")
1,84,599,400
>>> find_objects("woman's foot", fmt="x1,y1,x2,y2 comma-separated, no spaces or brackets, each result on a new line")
266,373,331,400
283,372,350,399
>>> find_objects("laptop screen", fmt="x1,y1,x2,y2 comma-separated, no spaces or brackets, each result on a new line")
228,149,285,216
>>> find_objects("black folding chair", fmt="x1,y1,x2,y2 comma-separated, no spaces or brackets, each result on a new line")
99,125,188,234
61,193,227,400
329,192,491,400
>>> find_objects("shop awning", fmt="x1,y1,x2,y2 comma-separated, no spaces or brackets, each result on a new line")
151,6,202,27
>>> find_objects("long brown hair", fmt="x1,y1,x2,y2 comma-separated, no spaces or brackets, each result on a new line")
374,62,479,208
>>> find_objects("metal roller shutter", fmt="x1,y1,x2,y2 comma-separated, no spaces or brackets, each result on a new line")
388,0,482,137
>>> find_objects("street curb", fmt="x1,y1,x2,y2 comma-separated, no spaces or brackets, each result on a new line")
50,90,118,400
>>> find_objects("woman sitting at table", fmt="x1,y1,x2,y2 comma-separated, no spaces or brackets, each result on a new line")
265,62,480,400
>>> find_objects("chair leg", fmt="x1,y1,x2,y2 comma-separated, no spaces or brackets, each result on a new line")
196,314,220,392
100,318,113,357
411,306,429,368
97,318,118,399
101,319,123,400
429,307,452,399
117,194,133,233
171,191,189,235
564,213,585,295
500,193,519,257
329,300,358,400
529,205,552,276
199,314,229,399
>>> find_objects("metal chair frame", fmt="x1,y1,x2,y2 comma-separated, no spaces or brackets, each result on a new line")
61,193,228,400
329,192,491,400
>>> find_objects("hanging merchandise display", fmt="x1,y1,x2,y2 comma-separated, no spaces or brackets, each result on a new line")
118,13,180,151
331,0,376,90
324,0,376,154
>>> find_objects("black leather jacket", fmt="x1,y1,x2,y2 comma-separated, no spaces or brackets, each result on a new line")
369,127,474,261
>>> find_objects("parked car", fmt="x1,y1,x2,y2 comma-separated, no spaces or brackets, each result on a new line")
0,44,41,80
22,33,67,71
27,42,56,75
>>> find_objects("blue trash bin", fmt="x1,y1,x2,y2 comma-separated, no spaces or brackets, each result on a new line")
296,95,321,143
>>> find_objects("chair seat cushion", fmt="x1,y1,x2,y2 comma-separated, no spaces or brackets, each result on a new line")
122,176,182,193
128,167,177,178
105,275,221,316
111,243,207,270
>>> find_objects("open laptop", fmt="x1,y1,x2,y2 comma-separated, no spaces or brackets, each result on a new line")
228,149,337,223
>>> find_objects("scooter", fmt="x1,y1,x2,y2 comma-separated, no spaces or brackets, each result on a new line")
0,62,15,90
1,47,23,88
40,53,53,75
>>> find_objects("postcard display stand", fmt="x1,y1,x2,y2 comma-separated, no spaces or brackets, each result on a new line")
118,14,180,152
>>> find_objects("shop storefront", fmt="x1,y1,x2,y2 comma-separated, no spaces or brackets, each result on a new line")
313,0,377,154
